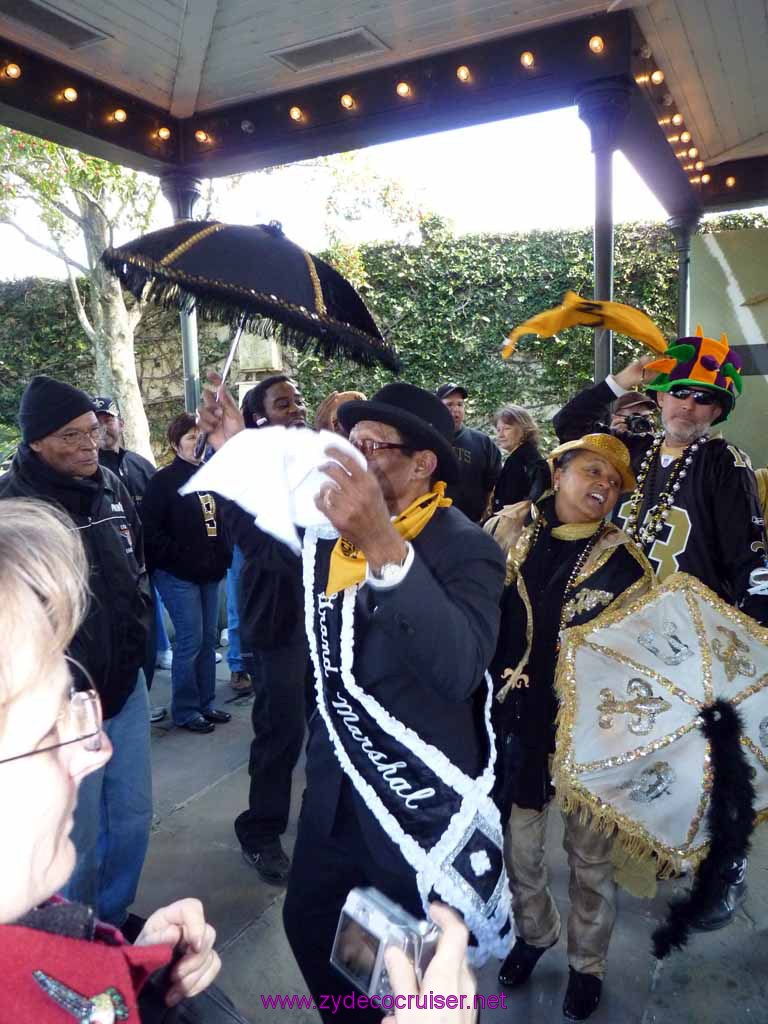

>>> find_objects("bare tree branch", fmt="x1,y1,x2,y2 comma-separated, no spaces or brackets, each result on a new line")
8,167,86,229
62,259,98,344
0,218,89,274
69,187,114,247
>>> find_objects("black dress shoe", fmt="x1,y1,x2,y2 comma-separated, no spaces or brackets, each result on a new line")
563,968,602,1022
203,708,232,724
179,716,215,733
498,937,555,988
241,838,291,884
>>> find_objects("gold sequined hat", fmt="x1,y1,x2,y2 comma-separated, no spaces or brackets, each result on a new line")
549,433,636,492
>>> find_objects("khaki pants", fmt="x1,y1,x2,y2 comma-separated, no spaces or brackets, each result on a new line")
505,802,617,977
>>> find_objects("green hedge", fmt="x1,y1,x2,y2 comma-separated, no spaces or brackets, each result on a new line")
2,212,765,455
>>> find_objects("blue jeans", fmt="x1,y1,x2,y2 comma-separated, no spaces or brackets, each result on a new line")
62,677,153,925
155,585,171,653
153,569,220,725
226,545,252,673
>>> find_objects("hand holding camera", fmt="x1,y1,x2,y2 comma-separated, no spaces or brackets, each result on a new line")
331,889,477,1024
331,888,440,1000
385,902,477,1024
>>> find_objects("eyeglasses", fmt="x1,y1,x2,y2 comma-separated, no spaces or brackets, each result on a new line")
0,685,103,766
668,387,720,407
52,426,106,448
350,439,413,459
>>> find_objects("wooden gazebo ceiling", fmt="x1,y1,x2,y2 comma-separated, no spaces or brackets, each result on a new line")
0,0,765,215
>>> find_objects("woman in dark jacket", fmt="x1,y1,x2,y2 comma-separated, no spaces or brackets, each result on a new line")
491,404,548,514
486,435,652,1022
142,413,231,733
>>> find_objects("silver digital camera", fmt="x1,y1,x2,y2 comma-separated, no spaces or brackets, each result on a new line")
330,887,440,1000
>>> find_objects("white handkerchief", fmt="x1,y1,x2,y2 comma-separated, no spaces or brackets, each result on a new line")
179,427,365,553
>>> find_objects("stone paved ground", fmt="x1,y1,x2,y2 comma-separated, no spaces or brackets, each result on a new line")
134,662,768,1024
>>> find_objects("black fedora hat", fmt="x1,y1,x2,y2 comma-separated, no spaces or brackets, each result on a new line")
337,382,458,483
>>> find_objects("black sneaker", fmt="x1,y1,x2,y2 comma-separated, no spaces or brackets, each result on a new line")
563,968,602,1022
690,858,747,931
498,937,555,988
242,838,291,884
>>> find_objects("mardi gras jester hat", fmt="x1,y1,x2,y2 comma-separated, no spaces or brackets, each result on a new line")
642,325,743,423
502,291,743,423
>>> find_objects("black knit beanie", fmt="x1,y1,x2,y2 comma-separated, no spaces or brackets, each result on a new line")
19,375,97,444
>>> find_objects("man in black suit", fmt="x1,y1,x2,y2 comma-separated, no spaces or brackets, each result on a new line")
285,384,510,1021
198,381,512,1022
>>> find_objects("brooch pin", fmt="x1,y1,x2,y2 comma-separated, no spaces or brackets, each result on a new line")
33,970,129,1023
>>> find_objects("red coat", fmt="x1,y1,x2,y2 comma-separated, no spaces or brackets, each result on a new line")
0,916,172,1021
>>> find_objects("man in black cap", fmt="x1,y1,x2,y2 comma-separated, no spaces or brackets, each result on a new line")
198,379,512,1024
608,390,657,436
0,376,153,928
437,382,501,522
93,395,156,514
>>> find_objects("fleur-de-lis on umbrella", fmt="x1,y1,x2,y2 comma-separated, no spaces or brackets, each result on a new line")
711,625,756,682
598,678,672,735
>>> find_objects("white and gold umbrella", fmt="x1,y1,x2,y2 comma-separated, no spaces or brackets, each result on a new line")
553,572,767,876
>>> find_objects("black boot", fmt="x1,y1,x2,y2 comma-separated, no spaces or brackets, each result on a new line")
690,857,747,931
563,968,602,1022
498,937,554,988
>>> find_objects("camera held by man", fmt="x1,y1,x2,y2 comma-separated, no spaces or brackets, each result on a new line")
607,391,658,437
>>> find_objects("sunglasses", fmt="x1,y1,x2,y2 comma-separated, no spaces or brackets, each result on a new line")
668,387,721,407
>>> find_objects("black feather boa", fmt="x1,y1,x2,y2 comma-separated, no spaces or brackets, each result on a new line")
652,699,756,958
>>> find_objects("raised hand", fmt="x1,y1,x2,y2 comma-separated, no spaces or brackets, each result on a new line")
613,354,658,391
197,371,245,451
315,444,407,573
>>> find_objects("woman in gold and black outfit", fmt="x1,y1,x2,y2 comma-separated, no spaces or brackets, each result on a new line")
485,433,652,1023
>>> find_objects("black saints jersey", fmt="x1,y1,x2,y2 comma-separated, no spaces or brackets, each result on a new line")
554,380,768,622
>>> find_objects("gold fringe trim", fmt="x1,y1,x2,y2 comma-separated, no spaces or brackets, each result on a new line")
104,250,388,349
160,222,226,266
554,780,703,877
552,570,768,874
302,248,327,316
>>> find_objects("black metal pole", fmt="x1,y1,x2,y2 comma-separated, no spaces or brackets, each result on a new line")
160,173,204,412
593,144,614,381
578,82,630,383
667,212,700,338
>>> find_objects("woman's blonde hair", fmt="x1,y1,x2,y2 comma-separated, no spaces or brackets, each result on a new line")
0,499,88,708
495,404,540,445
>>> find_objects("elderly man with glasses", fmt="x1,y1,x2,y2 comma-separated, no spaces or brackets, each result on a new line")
198,379,512,1024
0,375,153,931
554,328,768,932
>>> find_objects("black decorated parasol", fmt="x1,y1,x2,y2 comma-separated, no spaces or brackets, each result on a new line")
101,219,399,371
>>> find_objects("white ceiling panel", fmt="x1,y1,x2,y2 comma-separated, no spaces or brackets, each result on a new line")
0,0,765,169
635,0,768,165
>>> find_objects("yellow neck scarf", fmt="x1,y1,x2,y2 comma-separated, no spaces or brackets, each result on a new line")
534,495,605,540
550,520,604,540
326,482,452,596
